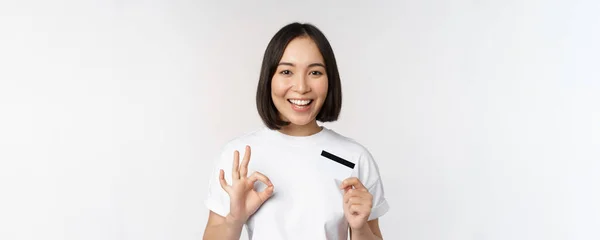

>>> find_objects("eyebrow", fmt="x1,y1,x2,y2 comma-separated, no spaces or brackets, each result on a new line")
278,62,326,68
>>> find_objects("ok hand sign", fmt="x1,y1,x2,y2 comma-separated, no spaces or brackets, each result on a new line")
219,145,274,224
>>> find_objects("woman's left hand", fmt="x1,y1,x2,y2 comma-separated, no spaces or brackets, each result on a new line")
340,177,373,231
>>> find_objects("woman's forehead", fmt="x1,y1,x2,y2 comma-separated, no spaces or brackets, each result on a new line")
279,37,325,65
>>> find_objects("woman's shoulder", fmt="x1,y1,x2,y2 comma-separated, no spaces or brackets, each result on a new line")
325,128,381,179
220,127,269,147
323,127,372,155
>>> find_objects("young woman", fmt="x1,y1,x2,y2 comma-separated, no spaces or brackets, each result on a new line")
203,22,389,240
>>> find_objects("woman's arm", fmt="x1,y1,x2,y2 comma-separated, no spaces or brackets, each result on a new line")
350,219,383,240
202,211,244,240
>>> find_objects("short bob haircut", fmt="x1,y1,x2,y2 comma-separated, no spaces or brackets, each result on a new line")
256,22,342,130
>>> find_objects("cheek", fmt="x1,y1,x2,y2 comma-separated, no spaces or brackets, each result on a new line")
271,77,288,98
315,78,329,99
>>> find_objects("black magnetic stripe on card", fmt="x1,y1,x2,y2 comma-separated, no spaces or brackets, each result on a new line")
321,150,355,169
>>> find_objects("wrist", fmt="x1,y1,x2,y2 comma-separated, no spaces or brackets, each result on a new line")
224,214,245,228
351,223,373,235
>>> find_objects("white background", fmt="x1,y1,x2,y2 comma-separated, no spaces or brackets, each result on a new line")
1,1,599,239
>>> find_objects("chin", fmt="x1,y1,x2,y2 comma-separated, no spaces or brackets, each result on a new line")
285,116,315,127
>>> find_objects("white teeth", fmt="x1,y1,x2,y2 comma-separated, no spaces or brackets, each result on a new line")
289,99,312,106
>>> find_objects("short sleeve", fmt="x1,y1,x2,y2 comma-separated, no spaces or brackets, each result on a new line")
356,149,390,221
204,145,234,217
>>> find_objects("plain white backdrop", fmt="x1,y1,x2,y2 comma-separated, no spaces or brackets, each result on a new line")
1,1,599,239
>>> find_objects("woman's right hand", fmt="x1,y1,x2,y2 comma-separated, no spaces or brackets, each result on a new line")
219,145,274,225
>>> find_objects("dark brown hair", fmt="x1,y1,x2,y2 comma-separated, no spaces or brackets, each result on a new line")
256,22,342,130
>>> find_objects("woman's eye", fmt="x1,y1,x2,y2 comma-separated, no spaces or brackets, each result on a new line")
280,70,292,75
310,71,323,76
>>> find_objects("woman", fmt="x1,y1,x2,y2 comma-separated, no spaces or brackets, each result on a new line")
203,22,389,240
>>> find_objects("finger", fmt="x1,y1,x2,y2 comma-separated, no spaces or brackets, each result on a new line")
341,186,352,195
348,198,373,209
248,171,273,186
346,196,362,205
349,204,360,215
239,146,251,178
232,150,240,180
339,177,355,189
344,191,368,203
257,185,274,202
344,189,373,206
349,204,368,214
343,188,367,199
249,171,274,202
218,169,231,193
340,177,367,190
343,189,359,203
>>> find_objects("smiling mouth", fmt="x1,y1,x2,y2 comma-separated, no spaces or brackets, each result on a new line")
288,99,313,106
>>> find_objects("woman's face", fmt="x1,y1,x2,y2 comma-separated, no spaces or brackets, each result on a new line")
271,37,328,127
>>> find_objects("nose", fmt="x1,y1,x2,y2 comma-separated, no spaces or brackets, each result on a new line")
292,74,310,94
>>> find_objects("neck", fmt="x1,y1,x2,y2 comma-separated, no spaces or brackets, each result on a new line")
278,121,322,136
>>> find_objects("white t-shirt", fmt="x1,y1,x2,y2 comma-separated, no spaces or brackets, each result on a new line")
204,126,389,240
